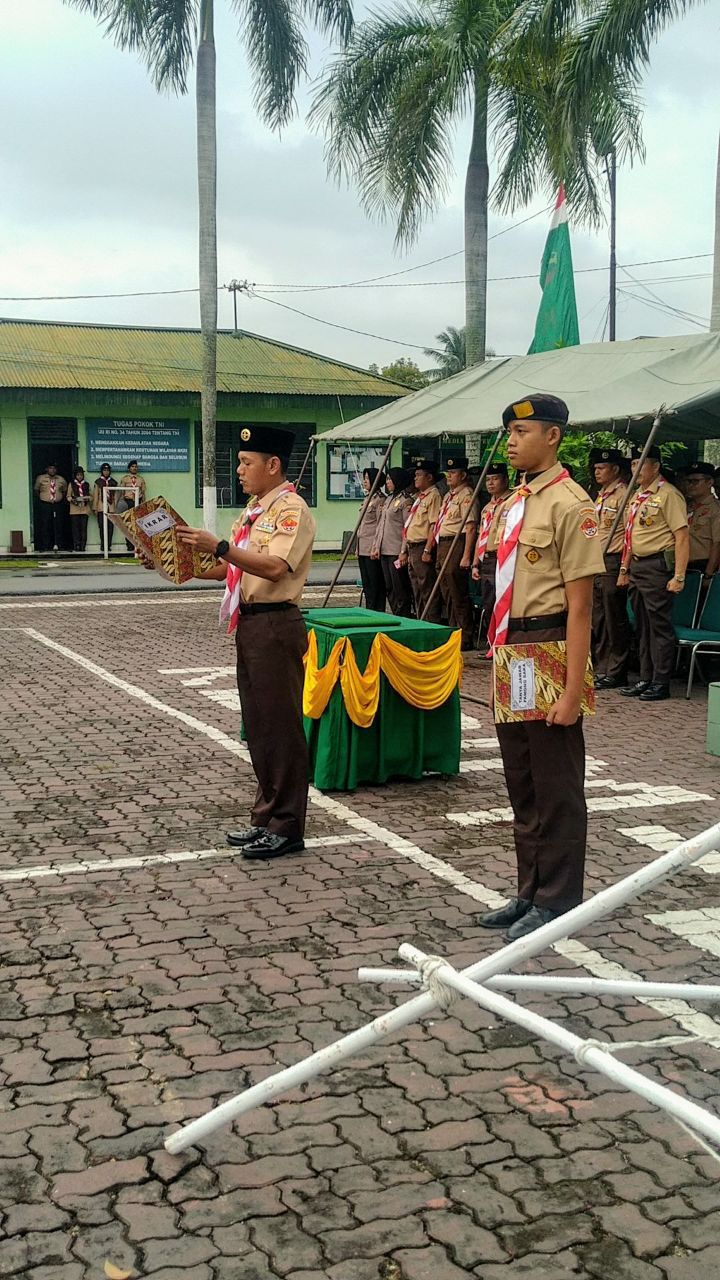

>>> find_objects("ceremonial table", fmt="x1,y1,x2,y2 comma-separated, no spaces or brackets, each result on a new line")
302,607,461,791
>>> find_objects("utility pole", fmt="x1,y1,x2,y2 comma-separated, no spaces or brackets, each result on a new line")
608,150,617,342
226,279,250,332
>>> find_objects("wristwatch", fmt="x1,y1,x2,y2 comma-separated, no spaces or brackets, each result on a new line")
673,574,685,584
215,539,230,560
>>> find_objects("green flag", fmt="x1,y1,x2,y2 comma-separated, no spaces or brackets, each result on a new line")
528,186,580,353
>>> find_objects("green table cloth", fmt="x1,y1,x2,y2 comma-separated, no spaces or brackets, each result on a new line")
302,607,461,791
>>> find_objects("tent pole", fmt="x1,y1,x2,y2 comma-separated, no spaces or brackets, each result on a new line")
602,409,664,551
320,437,395,608
295,437,317,493
420,427,505,622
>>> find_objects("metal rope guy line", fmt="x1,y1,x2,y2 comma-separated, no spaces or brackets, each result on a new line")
164,818,720,1154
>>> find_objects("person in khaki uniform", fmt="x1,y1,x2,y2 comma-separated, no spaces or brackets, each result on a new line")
472,462,511,627
685,462,720,580
117,460,148,551
399,459,442,622
178,424,316,861
434,457,478,648
478,395,605,942
371,467,414,616
591,447,632,689
617,445,689,702
34,464,67,551
67,466,92,552
356,466,387,612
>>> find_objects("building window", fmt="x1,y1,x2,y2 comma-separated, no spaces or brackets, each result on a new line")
195,421,316,507
327,443,389,500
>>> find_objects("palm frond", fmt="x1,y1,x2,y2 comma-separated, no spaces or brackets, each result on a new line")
63,0,196,93
236,0,309,128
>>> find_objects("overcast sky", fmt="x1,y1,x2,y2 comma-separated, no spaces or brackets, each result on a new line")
0,0,718,372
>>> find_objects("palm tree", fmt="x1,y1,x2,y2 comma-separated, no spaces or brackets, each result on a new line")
311,0,697,369
424,326,467,381
66,0,352,531
712,132,720,332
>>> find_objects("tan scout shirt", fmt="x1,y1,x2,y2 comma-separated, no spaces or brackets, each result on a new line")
626,480,688,557
489,462,605,618
236,484,316,605
356,491,385,556
596,480,627,554
436,484,479,538
688,497,720,563
34,473,67,503
120,473,147,504
404,485,442,544
373,492,413,557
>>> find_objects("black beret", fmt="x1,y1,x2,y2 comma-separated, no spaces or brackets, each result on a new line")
631,445,662,462
502,395,569,429
414,458,439,477
486,462,509,477
445,456,469,471
591,448,625,465
238,424,295,456
685,461,716,477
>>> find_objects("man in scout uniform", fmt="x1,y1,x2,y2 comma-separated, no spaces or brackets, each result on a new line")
179,425,316,860
617,445,689,703
34,463,68,551
591,447,631,689
478,395,605,941
399,460,443,622
685,462,720,580
472,462,511,625
433,457,478,648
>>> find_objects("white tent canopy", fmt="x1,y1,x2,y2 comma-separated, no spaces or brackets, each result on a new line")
321,333,720,444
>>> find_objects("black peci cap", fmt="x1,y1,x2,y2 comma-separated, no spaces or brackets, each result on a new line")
631,445,662,462
486,462,509,477
502,395,569,429
591,447,625,465
238,424,296,457
685,461,716,477
414,458,439,477
445,456,469,471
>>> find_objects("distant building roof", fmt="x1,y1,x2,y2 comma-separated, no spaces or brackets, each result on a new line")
0,318,411,399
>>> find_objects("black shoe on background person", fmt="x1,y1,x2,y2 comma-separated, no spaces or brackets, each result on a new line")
593,673,607,689
226,827,265,847
618,680,651,697
242,832,305,860
505,904,562,942
639,683,671,702
479,898,532,930
596,674,627,689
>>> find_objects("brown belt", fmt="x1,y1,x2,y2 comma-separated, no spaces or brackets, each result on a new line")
239,601,295,615
507,612,567,632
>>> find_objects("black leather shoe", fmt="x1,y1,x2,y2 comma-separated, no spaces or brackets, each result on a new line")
618,680,651,697
505,904,562,941
226,827,265,847
479,898,532,930
596,674,628,690
593,674,607,689
242,832,305,860
639,683,671,702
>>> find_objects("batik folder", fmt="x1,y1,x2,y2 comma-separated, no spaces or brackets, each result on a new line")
493,641,595,724
110,496,216,585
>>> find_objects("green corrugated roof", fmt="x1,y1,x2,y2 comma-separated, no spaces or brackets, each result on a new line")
0,319,411,399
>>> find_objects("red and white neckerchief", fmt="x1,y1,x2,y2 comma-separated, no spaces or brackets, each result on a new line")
219,483,296,636
49,478,57,502
622,479,665,561
403,491,426,537
475,497,501,562
487,469,569,651
595,480,623,522
433,490,454,544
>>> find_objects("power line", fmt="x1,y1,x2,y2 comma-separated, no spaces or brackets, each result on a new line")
617,288,709,329
259,268,712,293
248,290,431,351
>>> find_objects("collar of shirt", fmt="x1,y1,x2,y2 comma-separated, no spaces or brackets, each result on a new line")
256,481,295,513
523,461,565,492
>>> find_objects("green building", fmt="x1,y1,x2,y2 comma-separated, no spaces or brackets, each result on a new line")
0,318,412,553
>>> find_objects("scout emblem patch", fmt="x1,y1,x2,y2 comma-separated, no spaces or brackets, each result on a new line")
241,428,251,441
513,401,535,419
525,548,541,564
580,514,598,538
278,514,299,533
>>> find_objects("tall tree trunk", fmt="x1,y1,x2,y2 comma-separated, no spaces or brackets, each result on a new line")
711,130,720,332
464,71,489,367
197,0,218,532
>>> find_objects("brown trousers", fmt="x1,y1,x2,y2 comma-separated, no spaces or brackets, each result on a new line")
235,607,310,840
436,538,473,646
407,543,441,623
592,551,631,681
479,551,497,629
628,553,676,685
495,625,586,912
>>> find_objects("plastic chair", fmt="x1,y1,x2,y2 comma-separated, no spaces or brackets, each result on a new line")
672,571,703,630
675,575,720,698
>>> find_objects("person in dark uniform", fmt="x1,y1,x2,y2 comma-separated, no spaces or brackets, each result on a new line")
591,447,631,689
472,462,511,624
617,445,689,702
478,396,604,941
179,425,316,860
356,466,387,612
372,467,414,615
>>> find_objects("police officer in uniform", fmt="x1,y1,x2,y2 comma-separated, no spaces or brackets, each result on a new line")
478,396,605,940
472,462,511,623
434,457,478,648
399,460,442,622
591,447,631,689
617,445,689,702
180,425,316,859
685,461,720,581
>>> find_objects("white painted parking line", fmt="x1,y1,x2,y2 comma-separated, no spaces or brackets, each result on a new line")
460,737,498,750
461,712,485,729
621,824,720,874
0,595,214,609
448,785,714,827
459,759,504,773
200,689,241,710
647,908,720,963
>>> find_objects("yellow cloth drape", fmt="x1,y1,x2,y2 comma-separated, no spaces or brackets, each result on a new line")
303,628,462,728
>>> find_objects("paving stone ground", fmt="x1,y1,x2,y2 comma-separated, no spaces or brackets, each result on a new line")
1,587,719,1280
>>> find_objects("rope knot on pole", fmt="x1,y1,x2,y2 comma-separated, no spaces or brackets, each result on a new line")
415,955,462,1011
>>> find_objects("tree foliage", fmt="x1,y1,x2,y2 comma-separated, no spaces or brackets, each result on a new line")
369,357,429,388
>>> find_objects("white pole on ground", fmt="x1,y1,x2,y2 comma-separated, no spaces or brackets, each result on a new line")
164,819,720,1154
356,970,720,1002
399,943,720,1148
